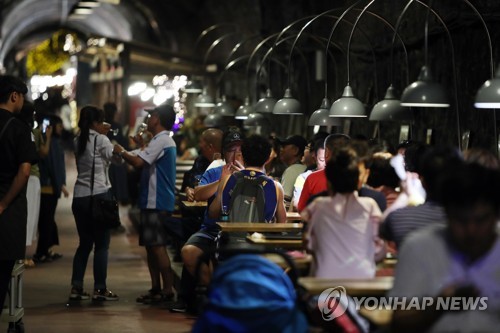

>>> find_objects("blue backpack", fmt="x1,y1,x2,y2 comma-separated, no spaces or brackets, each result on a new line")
192,253,309,333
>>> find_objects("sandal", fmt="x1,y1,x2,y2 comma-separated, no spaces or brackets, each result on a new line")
136,289,174,304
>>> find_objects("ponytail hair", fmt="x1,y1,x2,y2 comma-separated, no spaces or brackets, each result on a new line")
76,105,104,156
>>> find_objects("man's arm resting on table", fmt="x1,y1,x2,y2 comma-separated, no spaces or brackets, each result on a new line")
193,181,219,202
0,162,31,214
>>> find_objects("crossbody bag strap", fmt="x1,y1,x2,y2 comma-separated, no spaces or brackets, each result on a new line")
90,135,97,196
0,117,15,141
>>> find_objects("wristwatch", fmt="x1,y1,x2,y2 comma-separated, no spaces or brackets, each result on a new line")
118,150,125,157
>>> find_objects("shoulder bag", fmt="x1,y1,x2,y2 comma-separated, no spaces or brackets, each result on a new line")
89,135,121,229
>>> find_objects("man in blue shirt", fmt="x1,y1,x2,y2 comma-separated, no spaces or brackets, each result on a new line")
113,104,177,304
208,134,286,224
169,128,244,312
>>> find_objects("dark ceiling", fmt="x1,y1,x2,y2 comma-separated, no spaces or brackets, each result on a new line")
2,0,500,148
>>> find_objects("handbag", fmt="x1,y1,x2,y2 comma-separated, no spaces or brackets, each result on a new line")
89,135,121,229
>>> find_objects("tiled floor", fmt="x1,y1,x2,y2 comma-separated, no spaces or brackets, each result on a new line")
2,153,195,333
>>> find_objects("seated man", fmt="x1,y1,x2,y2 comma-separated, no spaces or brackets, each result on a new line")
179,128,223,239
208,134,286,224
278,135,308,203
390,162,500,332
169,128,244,313
297,133,351,212
293,138,325,210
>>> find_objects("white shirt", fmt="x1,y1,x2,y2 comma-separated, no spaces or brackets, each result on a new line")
302,193,382,279
292,169,312,208
73,130,116,197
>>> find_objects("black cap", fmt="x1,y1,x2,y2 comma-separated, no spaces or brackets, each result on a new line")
278,135,308,155
222,130,243,148
146,104,175,129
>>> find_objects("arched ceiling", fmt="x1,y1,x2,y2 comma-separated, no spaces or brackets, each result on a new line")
0,0,170,70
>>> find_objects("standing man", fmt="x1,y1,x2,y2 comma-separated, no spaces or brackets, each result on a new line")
113,104,177,303
0,75,38,317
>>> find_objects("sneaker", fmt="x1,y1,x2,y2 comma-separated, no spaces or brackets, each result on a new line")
136,289,174,304
93,289,119,301
32,253,53,264
69,287,90,301
166,300,187,313
48,251,63,260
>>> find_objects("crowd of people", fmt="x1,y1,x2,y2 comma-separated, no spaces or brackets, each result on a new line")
1,73,499,332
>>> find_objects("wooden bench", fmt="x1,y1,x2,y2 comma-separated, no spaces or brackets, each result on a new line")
175,159,194,192
298,276,394,297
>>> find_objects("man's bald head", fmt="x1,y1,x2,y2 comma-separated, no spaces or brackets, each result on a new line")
199,128,223,161
202,128,223,152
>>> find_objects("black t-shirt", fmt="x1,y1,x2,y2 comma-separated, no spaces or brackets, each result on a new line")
0,108,38,186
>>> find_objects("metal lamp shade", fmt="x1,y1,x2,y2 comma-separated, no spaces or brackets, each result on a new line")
254,89,277,113
243,112,265,126
214,95,235,116
194,88,215,108
235,97,254,120
329,85,366,118
203,113,224,127
308,98,341,126
273,88,302,115
370,86,412,121
183,80,203,93
475,67,500,108
400,66,449,107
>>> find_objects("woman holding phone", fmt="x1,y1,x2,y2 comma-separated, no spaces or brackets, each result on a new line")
33,114,69,263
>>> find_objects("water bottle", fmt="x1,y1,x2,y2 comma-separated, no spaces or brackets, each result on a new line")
221,205,229,222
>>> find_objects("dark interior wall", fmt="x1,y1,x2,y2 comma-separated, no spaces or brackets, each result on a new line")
3,0,500,149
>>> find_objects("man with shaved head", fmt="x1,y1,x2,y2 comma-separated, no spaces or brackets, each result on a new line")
181,128,223,201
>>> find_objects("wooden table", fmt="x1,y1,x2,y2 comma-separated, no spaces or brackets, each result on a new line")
263,253,312,271
359,308,393,327
298,276,394,297
286,212,302,221
181,200,208,208
246,235,303,249
217,222,303,232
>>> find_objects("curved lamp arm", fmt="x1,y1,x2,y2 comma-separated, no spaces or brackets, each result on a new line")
395,0,460,148
194,23,240,52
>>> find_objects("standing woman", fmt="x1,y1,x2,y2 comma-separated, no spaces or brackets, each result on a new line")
34,114,69,263
69,105,119,301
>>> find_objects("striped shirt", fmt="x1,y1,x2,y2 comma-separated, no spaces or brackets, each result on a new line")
380,201,446,249
138,130,176,211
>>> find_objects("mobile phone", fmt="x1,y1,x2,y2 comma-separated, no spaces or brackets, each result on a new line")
42,118,50,133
